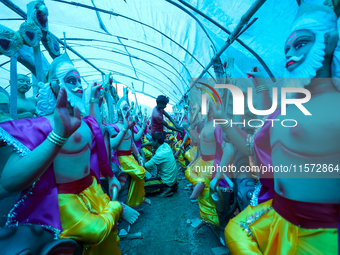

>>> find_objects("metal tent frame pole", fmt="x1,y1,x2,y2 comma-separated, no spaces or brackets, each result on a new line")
178,0,275,82
191,0,267,89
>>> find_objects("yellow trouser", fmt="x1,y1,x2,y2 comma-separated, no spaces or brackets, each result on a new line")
58,177,122,255
142,147,152,161
174,140,187,168
186,146,197,163
142,137,152,161
118,155,146,207
225,199,338,255
185,157,219,226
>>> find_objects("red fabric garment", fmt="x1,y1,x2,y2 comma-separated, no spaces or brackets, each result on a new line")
201,154,216,161
273,192,339,229
117,150,132,156
151,107,165,134
57,175,93,194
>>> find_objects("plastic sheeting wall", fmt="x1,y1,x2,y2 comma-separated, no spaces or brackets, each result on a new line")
0,0,324,104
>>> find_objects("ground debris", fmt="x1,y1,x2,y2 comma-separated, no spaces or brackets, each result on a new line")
120,232,143,240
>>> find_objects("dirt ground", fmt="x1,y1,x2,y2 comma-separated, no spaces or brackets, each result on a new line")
119,162,222,255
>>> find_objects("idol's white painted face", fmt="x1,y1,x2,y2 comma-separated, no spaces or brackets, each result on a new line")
64,70,83,98
285,30,316,72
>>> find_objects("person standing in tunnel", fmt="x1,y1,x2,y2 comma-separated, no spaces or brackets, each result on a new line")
151,95,184,137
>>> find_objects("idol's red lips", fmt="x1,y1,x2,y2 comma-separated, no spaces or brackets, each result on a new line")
287,60,296,66
286,60,295,68
77,90,83,93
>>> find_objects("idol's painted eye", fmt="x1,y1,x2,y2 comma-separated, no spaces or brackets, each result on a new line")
295,42,307,50
66,78,77,85
18,79,31,84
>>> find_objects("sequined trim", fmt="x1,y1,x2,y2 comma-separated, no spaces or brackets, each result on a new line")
239,206,273,238
0,127,31,156
4,178,60,239
4,223,61,240
254,115,269,135
77,194,98,215
250,181,262,206
6,181,36,227
1,128,61,239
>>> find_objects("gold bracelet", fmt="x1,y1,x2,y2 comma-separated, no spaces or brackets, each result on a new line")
50,130,68,142
256,85,269,94
90,98,99,104
47,136,62,146
219,120,231,131
47,131,68,146
256,88,269,93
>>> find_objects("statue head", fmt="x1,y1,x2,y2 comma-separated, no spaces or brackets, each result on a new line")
0,25,23,57
18,21,42,48
17,74,31,94
284,2,339,89
156,95,169,110
116,97,129,119
37,53,86,115
27,0,49,31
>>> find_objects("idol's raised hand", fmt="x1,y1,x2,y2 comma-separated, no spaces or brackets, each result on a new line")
54,88,81,138
122,108,135,130
211,98,225,120
90,82,102,99
246,67,266,88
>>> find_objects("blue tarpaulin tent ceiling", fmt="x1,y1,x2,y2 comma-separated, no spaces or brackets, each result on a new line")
1,0,322,105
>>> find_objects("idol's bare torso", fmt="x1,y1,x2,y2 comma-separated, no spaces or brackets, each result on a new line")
271,91,340,203
45,115,92,184
200,120,217,156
